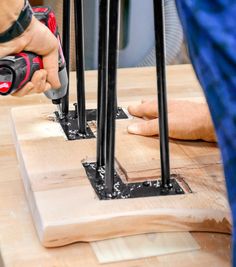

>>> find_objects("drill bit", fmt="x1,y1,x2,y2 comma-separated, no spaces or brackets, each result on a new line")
56,103,64,119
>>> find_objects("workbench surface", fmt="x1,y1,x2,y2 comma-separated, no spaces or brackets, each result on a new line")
0,65,231,267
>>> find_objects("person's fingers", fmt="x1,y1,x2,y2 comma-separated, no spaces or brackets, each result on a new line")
31,69,46,84
34,76,46,94
127,119,159,136
127,100,217,142
25,80,51,95
23,18,61,89
42,45,61,89
0,16,61,97
0,38,26,58
11,70,51,97
12,82,34,97
30,70,47,93
128,100,158,119
44,82,52,92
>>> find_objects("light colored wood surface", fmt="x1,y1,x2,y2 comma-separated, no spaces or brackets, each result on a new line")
0,65,231,266
91,232,200,263
115,119,221,181
11,64,231,247
11,103,231,247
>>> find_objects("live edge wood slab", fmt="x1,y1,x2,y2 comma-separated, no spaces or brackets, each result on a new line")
10,66,231,249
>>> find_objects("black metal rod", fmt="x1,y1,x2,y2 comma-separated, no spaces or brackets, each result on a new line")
104,0,120,194
96,0,109,167
61,0,71,116
74,0,87,135
153,0,171,188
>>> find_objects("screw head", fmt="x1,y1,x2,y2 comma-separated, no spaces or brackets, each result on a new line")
83,162,90,167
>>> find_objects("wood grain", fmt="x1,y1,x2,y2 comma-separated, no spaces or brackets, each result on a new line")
11,84,231,248
0,65,231,266
91,232,200,263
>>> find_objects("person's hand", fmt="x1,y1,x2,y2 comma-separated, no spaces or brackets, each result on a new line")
127,100,217,142
0,16,61,97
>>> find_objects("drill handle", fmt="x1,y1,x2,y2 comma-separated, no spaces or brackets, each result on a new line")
14,52,43,91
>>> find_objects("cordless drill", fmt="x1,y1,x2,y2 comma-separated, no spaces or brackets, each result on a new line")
0,6,68,117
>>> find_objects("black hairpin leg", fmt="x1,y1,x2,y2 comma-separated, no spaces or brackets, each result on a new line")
61,0,71,116
153,0,171,190
74,0,87,135
83,0,187,200
96,0,109,168
104,0,120,194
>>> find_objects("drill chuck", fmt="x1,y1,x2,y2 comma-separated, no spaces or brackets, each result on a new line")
44,67,68,102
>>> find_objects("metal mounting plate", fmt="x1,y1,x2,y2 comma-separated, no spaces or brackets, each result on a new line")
56,107,129,141
83,162,186,200
86,107,129,121
55,111,95,140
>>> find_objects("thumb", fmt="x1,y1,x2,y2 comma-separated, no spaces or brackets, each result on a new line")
127,119,159,136
42,48,61,89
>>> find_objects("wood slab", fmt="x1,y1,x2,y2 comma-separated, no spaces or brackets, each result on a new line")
91,232,200,263
0,66,231,267
11,103,231,248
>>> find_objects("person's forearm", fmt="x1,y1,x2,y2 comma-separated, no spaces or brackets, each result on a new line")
0,0,24,33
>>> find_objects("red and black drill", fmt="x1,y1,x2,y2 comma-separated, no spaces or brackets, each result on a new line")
0,6,68,117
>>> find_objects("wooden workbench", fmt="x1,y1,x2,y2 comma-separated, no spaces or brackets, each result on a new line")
0,65,231,266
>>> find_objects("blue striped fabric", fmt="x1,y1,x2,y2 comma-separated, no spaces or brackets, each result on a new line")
175,1,236,264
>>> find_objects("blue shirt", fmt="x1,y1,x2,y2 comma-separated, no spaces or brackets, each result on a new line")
175,1,236,264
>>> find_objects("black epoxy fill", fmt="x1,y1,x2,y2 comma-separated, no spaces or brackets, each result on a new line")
83,162,185,200
55,111,95,141
85,107,128,121
55,110,95,140
55,107,128,141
